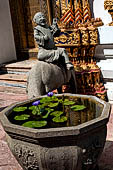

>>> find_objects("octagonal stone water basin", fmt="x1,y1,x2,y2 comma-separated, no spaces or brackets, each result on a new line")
0,94,111,170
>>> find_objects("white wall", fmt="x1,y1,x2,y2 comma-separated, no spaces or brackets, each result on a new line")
0,0,17,64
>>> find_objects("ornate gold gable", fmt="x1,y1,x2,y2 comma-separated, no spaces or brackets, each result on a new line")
52,0,106,100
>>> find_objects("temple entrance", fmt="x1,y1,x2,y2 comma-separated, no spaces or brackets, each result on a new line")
8,0,53,60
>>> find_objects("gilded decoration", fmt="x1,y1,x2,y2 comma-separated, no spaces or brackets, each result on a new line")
53,0,106,100
104,0,113,25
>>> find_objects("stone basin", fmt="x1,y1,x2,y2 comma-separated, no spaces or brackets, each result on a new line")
0,93,111,170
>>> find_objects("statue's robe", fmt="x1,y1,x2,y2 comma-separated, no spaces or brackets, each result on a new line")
34,25,69,65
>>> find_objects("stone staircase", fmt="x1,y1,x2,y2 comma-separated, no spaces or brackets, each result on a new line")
0,59,37,108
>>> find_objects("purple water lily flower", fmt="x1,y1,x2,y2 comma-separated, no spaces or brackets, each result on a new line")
47,92,54,97
32,100,40,106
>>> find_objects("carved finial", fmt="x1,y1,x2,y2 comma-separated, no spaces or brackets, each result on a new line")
104,0,113,25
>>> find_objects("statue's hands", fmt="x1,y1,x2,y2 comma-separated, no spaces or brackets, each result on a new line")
52,18,57,25
51,18,60,37
44,34,49,41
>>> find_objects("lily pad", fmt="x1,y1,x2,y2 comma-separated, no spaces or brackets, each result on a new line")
40,97,52,103
41,103,49,107
42,108,54,119
29,106,39,115
71,105,86,111
29,106,45,115
50,111,64,117
13,107,27,112
52,116,67,123
51,96,59,101
48,102,59,108
29,106,37,111
14,114,30,120
42,111,50,119
22,120,47,128
63,99,75,106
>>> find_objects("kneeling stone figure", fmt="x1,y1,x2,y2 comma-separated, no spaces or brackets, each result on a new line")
33,12,74,70
26,12,77,98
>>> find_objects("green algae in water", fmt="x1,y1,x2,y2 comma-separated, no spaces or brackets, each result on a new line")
8,96,103,129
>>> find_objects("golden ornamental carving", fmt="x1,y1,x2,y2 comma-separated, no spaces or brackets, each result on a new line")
53,0,106,100
88,26,98,46
80,27,89,46
54,29,80,46
104,0,113,25
104,0,113,10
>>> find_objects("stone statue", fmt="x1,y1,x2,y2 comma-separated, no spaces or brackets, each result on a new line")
33,12,74,70
27,12,77,98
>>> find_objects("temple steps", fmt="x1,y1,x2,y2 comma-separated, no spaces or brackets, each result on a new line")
0,60,37,107
0,60,34,89
0,74,27,82
0,59,37,73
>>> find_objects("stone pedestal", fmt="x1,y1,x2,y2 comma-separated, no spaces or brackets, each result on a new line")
95,26,113,102
0,0,16,64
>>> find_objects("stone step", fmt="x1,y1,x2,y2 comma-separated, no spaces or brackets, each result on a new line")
0,85,26,94
0,80,26,88
0,60,35,96
0,73,27,82
0,59,37,73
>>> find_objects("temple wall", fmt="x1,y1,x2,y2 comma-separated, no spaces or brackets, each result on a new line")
0,0,16,64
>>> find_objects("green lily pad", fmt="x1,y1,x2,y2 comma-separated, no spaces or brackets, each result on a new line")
41,103,49,107
13,107,27,112
63,100,75,106
29,106,37,111
58,99,63,103
71,105,86,111
29,106,39,115
14,114,30,120
51,96,59,101
40,97,52,103
22,120,47,128
42,108,54,119
29,106,45,116
48,102,59,108
45,108,54,112
42,111,50,119
50,111,64,117
52,116,67,123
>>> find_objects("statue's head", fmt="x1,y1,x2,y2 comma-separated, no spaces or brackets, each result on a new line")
33,12,46,26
